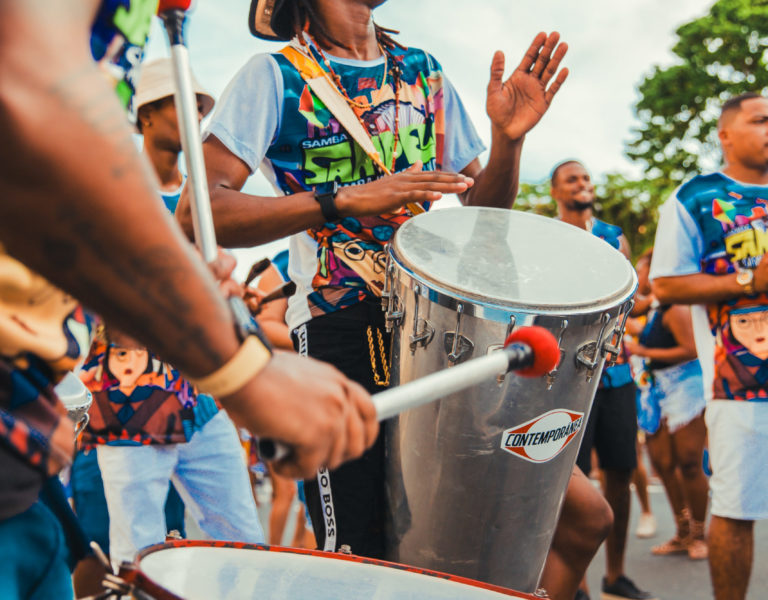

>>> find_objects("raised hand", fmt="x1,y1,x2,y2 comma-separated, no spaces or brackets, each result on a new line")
486,32,569,141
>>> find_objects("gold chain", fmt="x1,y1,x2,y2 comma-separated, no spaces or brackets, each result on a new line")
366,326,390,386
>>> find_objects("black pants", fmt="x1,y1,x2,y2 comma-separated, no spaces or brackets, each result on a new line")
293,300,390,559
576,381,638,474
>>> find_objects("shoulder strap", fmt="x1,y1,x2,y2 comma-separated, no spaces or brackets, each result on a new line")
280,45,389,173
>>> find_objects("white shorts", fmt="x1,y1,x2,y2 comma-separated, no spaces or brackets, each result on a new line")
705,400,768,520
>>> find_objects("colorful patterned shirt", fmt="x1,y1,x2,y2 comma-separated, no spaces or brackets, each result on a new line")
79,334,211,446
651,172,768,401
206,40,485,329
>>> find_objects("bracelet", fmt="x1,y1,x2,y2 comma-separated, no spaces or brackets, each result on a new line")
189,336,271,398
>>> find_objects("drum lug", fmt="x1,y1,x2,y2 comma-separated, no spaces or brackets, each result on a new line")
444,304,474,364
409,285,435,352
601,299,634,366
546,319,569,390
575,312,611,381
384,260,403,331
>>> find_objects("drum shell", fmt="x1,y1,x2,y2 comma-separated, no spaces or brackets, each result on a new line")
384,249,632,592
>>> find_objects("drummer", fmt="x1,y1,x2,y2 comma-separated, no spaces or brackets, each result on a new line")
0,1,378,596
176,0,568,559
549,160,655,600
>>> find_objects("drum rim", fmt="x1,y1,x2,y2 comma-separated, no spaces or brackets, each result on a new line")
391,207,638,312
390,252,637,318
130,540,541,599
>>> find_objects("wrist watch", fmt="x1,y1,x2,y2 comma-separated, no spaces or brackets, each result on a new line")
736,269,756,295
315,181,341,223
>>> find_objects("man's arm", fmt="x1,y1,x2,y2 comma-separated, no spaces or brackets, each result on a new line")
0,1,238,379
652,272,745,305
0,0,376,477
459,137,522,208
176,137,474,247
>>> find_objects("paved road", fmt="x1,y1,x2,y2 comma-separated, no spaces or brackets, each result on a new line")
584,482,768,600
213,474,768,600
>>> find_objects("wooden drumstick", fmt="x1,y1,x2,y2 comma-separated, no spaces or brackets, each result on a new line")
244,258,272,287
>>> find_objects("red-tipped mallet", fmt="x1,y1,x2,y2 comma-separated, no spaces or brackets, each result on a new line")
258,326,560,461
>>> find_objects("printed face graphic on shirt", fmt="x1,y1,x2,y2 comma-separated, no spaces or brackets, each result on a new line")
728,307,768,360
107,345,149,391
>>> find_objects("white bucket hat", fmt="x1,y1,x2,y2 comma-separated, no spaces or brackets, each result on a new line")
134,58,215,117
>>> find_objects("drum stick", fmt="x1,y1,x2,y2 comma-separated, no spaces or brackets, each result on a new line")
159,2,258,346
260,281,297,304
159,1,217,264
244,258,273,287
258,326,560,462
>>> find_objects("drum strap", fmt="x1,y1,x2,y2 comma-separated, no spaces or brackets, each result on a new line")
316,467,337,552
295,322,338,552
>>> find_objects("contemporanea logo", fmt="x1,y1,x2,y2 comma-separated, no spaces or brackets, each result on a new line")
501,409,585,463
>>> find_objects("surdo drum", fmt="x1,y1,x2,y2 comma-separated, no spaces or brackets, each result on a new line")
123,541,542,599
382,207,637,593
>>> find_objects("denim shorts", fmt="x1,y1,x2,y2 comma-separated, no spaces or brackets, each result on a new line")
639,359,706,435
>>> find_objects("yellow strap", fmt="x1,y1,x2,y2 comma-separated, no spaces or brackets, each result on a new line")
188,336,271,399
280,45,326,79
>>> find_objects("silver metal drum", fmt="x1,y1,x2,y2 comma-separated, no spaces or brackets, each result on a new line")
55,371,92,437
382,207,636,593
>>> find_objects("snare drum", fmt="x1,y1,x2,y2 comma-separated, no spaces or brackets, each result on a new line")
124,541,541,599
54,371,92,437
382,207,636,592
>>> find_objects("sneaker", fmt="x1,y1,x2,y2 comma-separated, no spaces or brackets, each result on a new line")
635,512,657,538
601,575,658,600
574,590,591,600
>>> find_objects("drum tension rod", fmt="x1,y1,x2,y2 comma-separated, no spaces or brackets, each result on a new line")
601,299,635,366
575,312,611,381
545,318,568,390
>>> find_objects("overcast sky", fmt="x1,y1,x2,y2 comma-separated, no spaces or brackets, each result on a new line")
144,0,714,273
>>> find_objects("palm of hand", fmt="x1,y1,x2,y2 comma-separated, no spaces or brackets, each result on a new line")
487,70,550,141
486,32,568,141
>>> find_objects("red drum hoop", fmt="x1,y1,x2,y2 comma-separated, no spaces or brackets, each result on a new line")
124,540,542,599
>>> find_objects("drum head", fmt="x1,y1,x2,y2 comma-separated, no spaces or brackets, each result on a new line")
135,542,530,599
392,207,636,312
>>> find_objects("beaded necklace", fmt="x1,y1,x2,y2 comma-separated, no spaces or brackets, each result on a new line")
300,33,402,173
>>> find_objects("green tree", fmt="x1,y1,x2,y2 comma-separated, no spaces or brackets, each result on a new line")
627,0,768,189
